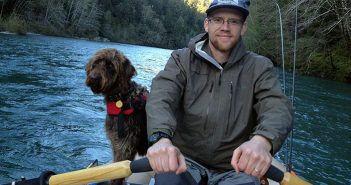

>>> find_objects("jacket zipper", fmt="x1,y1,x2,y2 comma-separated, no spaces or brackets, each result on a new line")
219,71,223,86
225,81,233,136
204,80,215,132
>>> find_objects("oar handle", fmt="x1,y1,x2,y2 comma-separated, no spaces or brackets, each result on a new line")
130,157,152,173
266,164,312,185
266,165,285,182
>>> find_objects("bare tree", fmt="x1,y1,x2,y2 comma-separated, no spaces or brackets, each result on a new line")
12,0,27,16
67,0,101,35
288,0,350,46
0,0,6,19
64,0,75,27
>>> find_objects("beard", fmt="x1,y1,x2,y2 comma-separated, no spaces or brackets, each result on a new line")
209,36,238,53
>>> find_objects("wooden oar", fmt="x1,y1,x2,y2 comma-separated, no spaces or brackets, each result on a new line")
4,158,311,185
48,158,150,185
2,159,147,185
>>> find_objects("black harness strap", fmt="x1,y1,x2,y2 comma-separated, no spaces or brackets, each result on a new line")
117,114,125,138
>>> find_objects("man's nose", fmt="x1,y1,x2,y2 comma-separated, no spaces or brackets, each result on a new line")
220,21,230,30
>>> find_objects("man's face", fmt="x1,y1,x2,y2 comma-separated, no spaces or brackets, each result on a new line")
204,8,247,53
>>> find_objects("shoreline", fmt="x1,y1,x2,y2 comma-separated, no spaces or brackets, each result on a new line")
0,31,110,42
1,31,349,85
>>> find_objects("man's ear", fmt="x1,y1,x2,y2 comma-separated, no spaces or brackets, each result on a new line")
204,18,209,32
241,21,248,36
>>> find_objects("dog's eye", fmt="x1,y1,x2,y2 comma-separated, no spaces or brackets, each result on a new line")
92,60,103,68
106,62,114,69
107,63,116,72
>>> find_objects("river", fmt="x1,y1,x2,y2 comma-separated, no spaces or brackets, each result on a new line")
0,33,350,185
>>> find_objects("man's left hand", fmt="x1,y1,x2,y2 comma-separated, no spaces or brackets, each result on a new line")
231,135,272,177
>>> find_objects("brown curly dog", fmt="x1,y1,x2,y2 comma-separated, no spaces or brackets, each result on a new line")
85,48,148,185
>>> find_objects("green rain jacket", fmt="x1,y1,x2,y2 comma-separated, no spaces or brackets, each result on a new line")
146,33,293,171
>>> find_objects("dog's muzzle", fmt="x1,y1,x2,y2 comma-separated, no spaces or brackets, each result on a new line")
86,74,103,93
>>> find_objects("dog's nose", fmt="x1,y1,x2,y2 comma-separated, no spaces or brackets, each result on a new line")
89,73,101,80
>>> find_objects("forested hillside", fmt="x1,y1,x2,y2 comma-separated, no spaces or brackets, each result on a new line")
245,1,351,83
0,0,206,48
0,0,350,83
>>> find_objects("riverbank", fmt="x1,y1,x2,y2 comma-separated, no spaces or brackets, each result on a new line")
2,29,350,84
1,20,350,84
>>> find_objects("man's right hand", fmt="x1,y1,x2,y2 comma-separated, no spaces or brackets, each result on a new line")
146,138,187,174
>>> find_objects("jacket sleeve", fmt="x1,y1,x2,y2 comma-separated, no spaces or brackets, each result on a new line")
146,50,187,137
251,58,293,155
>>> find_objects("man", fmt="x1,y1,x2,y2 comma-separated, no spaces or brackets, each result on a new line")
146,0,293,184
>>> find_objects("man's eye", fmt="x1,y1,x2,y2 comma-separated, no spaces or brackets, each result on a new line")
228,20,238,24
228,19,242,25
213,18,222,23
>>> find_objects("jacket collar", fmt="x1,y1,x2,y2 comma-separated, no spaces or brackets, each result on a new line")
189,33,247,70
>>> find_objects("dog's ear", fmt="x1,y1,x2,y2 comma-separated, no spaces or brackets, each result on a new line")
85,57,94,74
124,58,137,79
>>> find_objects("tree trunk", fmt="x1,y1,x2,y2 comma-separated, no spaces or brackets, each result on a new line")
45,0,51,23
0,0,6,19
340,0,351,48
65,0,75,26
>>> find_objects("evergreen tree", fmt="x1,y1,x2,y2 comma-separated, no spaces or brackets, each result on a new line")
0,0,349,82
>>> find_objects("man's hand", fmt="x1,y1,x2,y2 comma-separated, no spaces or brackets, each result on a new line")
147,138,187,174
231,135,272,177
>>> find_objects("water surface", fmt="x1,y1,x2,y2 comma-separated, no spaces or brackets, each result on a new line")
0,33,350,184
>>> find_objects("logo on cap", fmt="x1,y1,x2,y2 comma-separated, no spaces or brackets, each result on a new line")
217,0,239,4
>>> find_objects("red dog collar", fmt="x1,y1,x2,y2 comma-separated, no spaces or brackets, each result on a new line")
106,95,147,116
